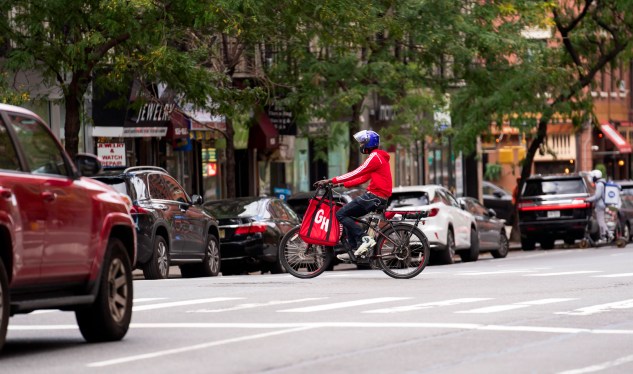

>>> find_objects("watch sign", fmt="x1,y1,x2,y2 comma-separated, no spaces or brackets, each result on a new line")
97,143,126,167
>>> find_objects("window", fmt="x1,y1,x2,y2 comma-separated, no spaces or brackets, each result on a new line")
8,113,68,176
0,121,20,171
162,175,188,203
148,173,170,200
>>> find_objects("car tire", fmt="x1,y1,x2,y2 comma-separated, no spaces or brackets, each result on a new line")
521,237,536,251
459,228,479,262
181,235,221,278
491,231,509,258
75,238,133,343
437,229,456,265
143,235,170,280
624,223,631,242
0,259,9,352
540,238,555,250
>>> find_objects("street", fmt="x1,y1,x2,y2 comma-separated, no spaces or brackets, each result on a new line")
2,245,633,374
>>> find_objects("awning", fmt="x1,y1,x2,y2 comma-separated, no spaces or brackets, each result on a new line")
248,111,279,150
600,123,632,153
167,110,190,140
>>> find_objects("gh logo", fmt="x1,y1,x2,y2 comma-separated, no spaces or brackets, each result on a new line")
314,209,329,231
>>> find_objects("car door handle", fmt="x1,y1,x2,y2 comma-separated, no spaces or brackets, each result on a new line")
0,187,12,199
41,191,56,202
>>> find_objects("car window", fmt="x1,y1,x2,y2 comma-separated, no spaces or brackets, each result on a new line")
523,178,585,197
148,173,170,200
7,113,69,176
280,200,300,221
162,175,189,203
443,189,461,208
621,187,633,208
205,199,271,220
0,121,20,171
388,192,429,208
482,184,496,196
471,200,488,216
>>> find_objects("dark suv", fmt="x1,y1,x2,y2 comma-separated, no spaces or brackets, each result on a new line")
94,167,220,279
517,173,597,250
0,104,137,351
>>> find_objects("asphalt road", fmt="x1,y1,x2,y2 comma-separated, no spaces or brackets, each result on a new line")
3,245,633,374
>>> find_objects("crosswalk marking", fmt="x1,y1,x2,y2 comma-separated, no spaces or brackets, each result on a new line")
524,271,603,277
278,297,411,312
458,270,537,276
133,297,242,311
592,273,633,278
363,298,492,314
188,298,327,313
556,299,633,316
456,298,576,314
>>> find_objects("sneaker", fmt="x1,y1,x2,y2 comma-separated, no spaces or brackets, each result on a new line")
336,253,351,261
354,236,376,256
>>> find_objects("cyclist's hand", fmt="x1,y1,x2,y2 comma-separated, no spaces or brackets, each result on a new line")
314,179,331,188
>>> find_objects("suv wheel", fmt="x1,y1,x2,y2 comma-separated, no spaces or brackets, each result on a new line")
180,235,220,278
76,238,133,342
460,228,479,262
0,259,9,351
521,237,536,251
438,229,456,265
143,235,170,279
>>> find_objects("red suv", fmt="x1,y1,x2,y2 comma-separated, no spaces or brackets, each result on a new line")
0,104,137,351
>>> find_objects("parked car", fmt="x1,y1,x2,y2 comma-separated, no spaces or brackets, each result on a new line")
285,187,366,219
0,104,137,351
388,185,478,264
459,197,510,258
517,173,597,250
93,166,220,279
482,181,515,224
204,196,300,275
614,180,633,241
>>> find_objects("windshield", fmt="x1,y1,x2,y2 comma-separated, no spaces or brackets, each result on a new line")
205,199,270,220
388,192,429,209
523,178,586,197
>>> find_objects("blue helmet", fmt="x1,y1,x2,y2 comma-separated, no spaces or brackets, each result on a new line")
353,130,380,154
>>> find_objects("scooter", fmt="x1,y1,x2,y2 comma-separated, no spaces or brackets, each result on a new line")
579,207,627,248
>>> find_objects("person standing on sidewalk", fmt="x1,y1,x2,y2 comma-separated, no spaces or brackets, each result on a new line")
315,130,392,260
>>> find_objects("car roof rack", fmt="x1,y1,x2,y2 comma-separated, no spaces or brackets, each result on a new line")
123,166,168,174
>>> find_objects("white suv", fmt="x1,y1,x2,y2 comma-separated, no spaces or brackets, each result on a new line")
388,185,478,264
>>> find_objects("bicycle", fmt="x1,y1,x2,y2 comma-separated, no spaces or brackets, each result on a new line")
279,185,430,279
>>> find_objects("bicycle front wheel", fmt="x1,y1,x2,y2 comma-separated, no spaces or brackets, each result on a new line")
376,223,429,279
279,226,334,279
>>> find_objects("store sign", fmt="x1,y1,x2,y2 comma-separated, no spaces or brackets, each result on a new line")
135,102,175,123
97,143,126,167
203,162,217,177
122,127,168,137
266,104,296,135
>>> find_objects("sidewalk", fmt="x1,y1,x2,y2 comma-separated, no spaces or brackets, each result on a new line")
506,225,522,250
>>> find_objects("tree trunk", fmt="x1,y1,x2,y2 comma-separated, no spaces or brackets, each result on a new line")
224,117,236,198
64,92,82,159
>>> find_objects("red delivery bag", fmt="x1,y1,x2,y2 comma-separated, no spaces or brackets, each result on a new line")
299,186,341,246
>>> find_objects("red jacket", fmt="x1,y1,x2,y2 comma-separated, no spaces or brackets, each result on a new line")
332,149,392,198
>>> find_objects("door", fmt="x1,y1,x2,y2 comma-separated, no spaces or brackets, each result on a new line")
440,189,472,247
6,112,93,283
0,118,45,286
163,175,206,254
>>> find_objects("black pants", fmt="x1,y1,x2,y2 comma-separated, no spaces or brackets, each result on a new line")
335,192,386,250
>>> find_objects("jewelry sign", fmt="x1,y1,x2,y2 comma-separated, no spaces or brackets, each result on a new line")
97,143,126,167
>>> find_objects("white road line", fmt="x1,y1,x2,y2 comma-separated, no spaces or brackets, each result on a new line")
363,298,492,314
457,298,576,314
556,299,633,316
557,354,633,374
458,270,537,275
592,273,633,278
30,297,169,314
278,297,411,312
86,326,316,368
188,298,328,313
132,297,242,311
524,271,603,277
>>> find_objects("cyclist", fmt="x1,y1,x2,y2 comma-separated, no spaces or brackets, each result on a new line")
315,130,392,261
586,169,610,242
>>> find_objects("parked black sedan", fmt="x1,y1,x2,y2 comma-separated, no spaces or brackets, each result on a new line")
459,197,509,258
94,166,221,279
482,181,514,225
204,196,300,275
285,187,366,219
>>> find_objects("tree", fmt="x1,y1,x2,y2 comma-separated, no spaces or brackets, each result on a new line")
0,0,221,158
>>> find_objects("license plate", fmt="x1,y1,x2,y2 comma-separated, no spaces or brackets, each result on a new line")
219,229,225,239
547,210,560,218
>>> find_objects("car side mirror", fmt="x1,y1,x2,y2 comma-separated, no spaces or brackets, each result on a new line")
488,208,497,217
191,194,203,205
75,153,102,177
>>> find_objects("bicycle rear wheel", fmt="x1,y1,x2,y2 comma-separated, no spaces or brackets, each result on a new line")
279,226,333,279
376,224,429,279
